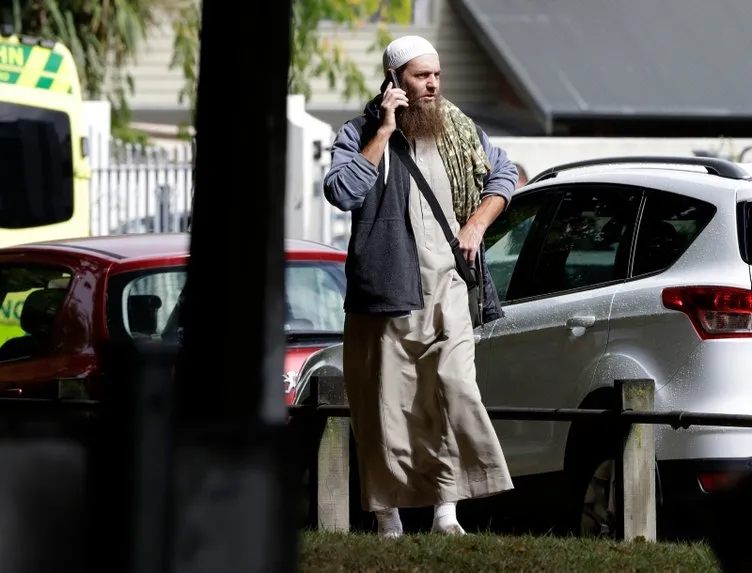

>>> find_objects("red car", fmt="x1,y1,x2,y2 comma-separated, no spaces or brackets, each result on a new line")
0,233,346,403
281,239,346,403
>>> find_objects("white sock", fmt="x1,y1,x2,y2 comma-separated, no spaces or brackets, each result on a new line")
432,502,466,535
375,508,403,538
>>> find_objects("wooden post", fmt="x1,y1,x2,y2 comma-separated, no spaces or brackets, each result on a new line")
315,374,350,532
618,379,657,542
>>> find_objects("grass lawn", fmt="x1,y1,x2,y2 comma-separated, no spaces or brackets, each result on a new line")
299,531,721,572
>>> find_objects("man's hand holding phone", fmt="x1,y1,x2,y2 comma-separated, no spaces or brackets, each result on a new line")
380,69,408,136
360,69,409,166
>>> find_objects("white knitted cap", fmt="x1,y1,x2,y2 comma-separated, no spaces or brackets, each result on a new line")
382,35,438,74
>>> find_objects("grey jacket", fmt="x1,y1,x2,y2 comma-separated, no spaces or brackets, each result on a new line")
323,96,518,316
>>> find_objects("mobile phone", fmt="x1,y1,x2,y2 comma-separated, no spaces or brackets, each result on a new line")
387,68,400,90
384,68,404,121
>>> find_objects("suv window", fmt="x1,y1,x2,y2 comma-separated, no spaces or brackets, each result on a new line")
520,187,641,299
285,261,346,332
0,264,72,362
632,191,716,277
484,193,548,303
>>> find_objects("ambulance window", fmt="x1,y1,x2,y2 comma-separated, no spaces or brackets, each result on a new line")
0,103,74,228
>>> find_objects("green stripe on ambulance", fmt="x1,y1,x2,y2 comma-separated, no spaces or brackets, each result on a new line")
0,71,20,85
0,43,64,89
43,52,62,74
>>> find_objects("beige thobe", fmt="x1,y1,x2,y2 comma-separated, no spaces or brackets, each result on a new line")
343,137,513,512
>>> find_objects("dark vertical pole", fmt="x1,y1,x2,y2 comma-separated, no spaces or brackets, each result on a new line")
171,0,295,572
88,342,177,573
0,419,87,573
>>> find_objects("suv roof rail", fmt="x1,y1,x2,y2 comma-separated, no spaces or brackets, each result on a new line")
528,156,752,184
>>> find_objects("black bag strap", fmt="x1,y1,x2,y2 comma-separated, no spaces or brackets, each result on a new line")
392,138,478,288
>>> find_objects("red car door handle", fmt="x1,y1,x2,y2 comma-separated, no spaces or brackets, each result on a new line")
0,387,22,397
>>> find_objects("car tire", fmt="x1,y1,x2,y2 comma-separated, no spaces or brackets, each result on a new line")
562,424,622,538
576,453,619,537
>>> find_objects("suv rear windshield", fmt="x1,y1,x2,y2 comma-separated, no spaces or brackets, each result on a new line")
0,102,74,228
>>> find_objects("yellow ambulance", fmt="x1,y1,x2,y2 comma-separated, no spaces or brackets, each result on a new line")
0,31,91,344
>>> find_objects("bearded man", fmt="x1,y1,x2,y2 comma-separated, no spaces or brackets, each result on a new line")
323,35,517,538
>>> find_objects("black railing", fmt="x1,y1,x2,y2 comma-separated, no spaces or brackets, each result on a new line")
289,374,752,543
289,402,752,430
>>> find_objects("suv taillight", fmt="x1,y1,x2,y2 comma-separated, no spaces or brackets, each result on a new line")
662,286,752,339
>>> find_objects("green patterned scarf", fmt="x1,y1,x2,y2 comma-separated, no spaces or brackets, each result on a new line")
436,99,491,225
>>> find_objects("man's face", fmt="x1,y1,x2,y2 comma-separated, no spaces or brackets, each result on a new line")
401,54,440,108
397,54,443,139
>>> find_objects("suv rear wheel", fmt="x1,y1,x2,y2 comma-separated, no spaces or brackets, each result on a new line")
562,410,621,538
579,457,617,536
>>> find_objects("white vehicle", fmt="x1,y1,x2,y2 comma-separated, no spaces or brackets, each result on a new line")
296,156,752,538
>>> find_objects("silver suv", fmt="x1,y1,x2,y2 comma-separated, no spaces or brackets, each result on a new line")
297,156,752,538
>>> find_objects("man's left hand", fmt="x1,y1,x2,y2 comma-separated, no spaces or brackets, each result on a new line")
457,222,485,265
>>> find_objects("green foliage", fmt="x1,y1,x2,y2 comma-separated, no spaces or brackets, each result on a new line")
1,0,413,139
168,0,414,130
110,103,151,145
3,0,176,138
170,0,200,131
289,0,413,102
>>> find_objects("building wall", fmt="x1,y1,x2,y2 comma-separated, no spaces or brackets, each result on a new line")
117,15,188,112
116,0,502,124
307,0,501,111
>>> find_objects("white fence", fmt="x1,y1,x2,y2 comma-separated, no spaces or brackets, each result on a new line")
88,95,341,244
87,132,350,249
89,134,194,237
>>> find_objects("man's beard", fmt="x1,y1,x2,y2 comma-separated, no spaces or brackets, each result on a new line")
398,92,444,140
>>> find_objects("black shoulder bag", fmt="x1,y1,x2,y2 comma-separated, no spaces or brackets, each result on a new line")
393,143,484,328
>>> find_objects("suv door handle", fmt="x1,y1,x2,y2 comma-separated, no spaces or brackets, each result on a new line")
566,315,596,328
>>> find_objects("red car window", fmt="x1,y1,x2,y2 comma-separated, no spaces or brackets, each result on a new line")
107,266,187,341
0,263,72,361
285,260,345,333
